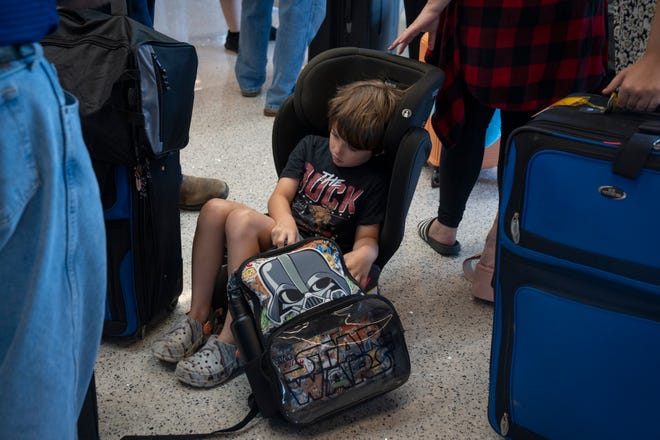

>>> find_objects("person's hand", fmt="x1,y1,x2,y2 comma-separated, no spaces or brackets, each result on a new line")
270,218,299,248
344,251,373,289
603,54,660,112
388,0,449,55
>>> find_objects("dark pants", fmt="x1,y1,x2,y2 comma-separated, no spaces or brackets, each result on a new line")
436,91,534,228
403,0,426,60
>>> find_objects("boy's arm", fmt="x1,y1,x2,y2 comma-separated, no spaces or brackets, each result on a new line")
344,224,380,289
268,177,300,248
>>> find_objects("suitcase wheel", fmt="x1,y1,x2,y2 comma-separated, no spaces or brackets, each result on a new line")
431,167,440,188
166,297,178,312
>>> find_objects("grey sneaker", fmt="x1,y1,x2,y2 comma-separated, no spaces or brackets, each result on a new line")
152,316,206,363
174,337,242,388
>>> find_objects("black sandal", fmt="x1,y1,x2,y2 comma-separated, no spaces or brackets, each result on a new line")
417,218,461,256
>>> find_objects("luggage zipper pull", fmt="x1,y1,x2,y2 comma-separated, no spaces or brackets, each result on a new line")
151,52,171,91
500,412,510,436
510,212,520,244
134,159,150,199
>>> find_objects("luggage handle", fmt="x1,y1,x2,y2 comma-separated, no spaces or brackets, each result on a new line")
639,121,660,135
613,131,659,179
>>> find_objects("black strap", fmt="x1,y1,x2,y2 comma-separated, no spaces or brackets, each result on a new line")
120,395,259,440
612,132,656,179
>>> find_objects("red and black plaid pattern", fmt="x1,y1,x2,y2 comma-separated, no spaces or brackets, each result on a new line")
429,0,608,148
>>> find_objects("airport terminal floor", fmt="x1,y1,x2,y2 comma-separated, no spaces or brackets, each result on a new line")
96,1,501,438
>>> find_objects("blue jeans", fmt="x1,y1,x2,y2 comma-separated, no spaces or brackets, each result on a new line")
0,43,106,439
235,0,326,111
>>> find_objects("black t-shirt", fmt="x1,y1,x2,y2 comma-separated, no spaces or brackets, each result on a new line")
280,135,387,253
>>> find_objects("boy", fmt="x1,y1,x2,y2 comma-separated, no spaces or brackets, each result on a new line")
153,79,404,388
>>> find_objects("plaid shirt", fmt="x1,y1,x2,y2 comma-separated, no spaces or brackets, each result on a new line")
428,0,608,148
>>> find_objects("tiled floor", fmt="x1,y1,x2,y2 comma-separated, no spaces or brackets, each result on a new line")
96,1,501,439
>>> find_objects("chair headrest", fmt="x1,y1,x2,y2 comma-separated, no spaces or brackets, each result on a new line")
293,47,444,158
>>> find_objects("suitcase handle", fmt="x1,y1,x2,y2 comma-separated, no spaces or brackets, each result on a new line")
613,131,659,179
639,121,660,135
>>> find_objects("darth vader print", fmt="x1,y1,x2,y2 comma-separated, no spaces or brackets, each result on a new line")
259,247,351,326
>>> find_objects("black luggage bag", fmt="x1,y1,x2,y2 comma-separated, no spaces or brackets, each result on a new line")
42,2,197,338
308,0,400,60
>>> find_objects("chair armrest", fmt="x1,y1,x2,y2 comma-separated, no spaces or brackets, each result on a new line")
376,126,431,268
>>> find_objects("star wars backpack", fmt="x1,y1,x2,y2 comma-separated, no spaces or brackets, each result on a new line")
230,237,411,425
122,238,410,439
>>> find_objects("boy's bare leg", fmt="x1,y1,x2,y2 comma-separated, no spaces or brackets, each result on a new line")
188,198,249,322
216,208,276,344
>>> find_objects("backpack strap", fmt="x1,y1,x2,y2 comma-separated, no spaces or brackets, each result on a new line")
120,395,259,439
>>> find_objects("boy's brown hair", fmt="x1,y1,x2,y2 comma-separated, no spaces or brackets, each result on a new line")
327,79,404,152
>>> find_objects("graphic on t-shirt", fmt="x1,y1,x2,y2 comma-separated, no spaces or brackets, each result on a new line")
293,162,364,238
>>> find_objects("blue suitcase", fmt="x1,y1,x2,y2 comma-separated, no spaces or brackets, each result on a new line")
489,94,660,439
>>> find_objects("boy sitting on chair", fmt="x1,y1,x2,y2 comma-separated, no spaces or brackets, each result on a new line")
153,79,404,388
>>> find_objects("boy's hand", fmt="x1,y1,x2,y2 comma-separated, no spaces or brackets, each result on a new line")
271,218,300,248
344,251,373,289
345,224,380,289
268,177,300,247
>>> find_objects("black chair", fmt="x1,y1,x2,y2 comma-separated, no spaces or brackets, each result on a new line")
272,47,444,269
213,47,443,307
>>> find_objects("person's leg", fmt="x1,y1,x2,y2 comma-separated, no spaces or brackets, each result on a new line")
235,0,273,95
0,43,106,438
462,214,497,302
153,198,246,362
220,0,241,32
175,207,276,387
217,207,277,334
421,92,494,254
220,0,241,52
403,0,426,60
463,108,536,301
264,0,326,114
187,199,255,321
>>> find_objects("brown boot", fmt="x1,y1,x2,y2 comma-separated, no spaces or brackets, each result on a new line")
179,175,229,211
